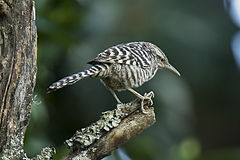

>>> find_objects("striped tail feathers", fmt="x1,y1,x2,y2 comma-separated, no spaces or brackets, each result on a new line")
47,65,106,93
47,72,84,93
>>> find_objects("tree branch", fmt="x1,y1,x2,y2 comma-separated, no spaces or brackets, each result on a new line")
63,92,156,160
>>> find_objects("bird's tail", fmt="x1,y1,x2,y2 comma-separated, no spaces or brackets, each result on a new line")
47,64,108,93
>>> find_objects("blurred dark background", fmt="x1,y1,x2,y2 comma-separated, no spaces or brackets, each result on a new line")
24,0,240,159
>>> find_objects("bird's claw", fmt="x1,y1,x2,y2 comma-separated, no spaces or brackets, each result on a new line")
146,91,154,98
144,91,154,105
140,91,154,114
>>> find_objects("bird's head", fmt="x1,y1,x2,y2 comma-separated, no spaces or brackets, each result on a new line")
148,42,181,76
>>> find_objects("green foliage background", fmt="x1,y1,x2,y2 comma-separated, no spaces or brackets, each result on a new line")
24,0,240,160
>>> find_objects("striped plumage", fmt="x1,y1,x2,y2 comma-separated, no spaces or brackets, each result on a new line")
47,42,180,113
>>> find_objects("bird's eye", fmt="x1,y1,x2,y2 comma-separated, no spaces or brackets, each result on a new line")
160,58,164,62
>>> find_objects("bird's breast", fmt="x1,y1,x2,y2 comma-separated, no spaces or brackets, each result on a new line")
100,64,156,90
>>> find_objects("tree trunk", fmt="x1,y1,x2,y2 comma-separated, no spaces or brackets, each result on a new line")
0,0,37,159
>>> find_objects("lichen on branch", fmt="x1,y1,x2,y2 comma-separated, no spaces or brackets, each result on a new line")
64,92,156,160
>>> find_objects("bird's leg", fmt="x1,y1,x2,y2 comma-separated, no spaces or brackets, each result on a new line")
108,88,123,104
127,88,153,113
100,79,122,104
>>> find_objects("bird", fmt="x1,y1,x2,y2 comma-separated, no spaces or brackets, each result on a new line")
47,42,180,113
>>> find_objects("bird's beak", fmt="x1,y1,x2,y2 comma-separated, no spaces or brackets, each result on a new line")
166,64,181,76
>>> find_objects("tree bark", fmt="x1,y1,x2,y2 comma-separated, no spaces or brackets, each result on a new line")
0,0,37,159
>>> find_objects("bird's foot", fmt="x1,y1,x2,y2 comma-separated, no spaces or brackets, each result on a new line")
144,91,154,105
140,91,154,114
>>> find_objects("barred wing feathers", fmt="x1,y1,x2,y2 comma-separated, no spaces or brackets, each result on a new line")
88,42,152,69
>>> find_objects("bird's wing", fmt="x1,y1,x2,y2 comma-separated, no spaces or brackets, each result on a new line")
88,42,151,68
